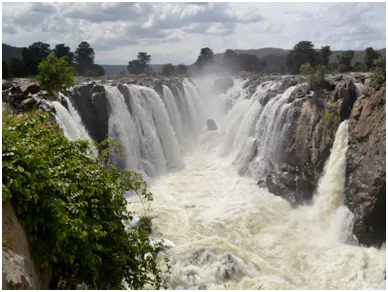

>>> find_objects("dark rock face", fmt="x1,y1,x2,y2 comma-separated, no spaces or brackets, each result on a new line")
258,73,385,247
23,84,40,95
68,84,109,143
345,82,386,247
213,77,234,94
206,119,217,131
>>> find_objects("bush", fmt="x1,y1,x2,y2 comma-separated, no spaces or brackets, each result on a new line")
299,62,328,90
2,110,170,289
371,57,386,88
36,52,75,98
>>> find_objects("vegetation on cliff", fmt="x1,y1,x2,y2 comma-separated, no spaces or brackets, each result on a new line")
2,109,170,289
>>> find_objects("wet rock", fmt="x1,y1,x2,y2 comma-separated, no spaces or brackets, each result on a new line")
2,81,13,90
23,84,40,95
206,119,217,131
345,81,386,247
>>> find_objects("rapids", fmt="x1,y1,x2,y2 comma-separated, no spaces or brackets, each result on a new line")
54,76,385,290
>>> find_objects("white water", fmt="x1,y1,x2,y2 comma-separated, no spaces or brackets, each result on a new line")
130,120,385,290
56,77,385,289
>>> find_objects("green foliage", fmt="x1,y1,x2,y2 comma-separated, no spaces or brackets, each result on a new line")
353,61,366,72
364,47,381,71
85,64,105,77
223,49,239,72
52,44,74,65
319,46,332,67
176,64,188,75
2,110,170,289
36,52,75,98
286,41,319,74
74,41,95,75
22,42,51,76
336,50,354,72
127,52,152,75
195,47,214,72
3,60,9,79
371,57,386,87
299,62,328,90
238,54,266,72
161,63,176,76
10,57,27,78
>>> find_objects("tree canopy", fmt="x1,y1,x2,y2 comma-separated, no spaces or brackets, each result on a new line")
127,52,152,75
74,41,95,75
364,47,381,71
161,63,176,76
286,41,319,74
337,50,354,72
53,44,74,65
176,64,188,75
319,46,332,68
22,42,51,76
195,47,214,72
36,52,75,98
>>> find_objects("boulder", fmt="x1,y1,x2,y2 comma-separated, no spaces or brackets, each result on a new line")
206,119,217,131
23,84,40,95
2,80,13,91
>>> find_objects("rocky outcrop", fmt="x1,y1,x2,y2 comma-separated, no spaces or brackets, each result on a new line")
206,119,217,131
2,201,51,289
345,81,386,247
260,73,385,247
68,83,109,143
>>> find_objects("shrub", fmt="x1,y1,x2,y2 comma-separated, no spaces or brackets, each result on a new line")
2,110,170,289
371,57,386,88
299,62,328,90
36,52,75,98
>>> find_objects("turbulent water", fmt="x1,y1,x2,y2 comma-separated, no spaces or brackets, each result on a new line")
56,77,385,290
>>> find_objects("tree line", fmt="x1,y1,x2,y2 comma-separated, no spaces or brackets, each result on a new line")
2,41,105,79
191,42,384,75
127,52,188,76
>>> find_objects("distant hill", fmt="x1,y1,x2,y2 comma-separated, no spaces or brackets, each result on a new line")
2,43,24,64
101,64,164,76
209,47,386,71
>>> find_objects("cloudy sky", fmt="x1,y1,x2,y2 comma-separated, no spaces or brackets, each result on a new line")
2,2,386,65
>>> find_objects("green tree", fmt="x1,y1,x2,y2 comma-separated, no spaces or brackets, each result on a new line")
195,47,214,72
353,61,366,72
320,46,332,67
371,57,386,87
238,54,266,72
176,64,188,75
3,60,9,79
286,41,319,74
10,58,27,78
22,42,51,76
74,41,95,75
161,63,176,76
36,52,75,98
336,50,354,72
299,62,328,91
127,52,152,75
223,49,239,72
53,44,74,65
2,110,170,289
364,47,381,71
85,64,105,77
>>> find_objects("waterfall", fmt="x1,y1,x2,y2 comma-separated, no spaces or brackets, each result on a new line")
53,95,93,143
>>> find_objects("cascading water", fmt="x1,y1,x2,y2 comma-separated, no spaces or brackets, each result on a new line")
130,118,385,289
55,76,384,289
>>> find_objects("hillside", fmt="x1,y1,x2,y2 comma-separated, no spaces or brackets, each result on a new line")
101,64,163,76
2,43,24,65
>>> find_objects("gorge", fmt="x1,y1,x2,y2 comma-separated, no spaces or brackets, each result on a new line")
47,72,386,289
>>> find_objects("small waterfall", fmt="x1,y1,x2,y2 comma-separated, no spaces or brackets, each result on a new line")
312,120,350,225
53,97,94,143
105,86,143,172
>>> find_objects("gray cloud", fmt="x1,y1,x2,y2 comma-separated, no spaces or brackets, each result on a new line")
1,2,385,65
